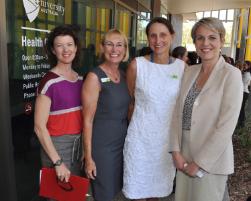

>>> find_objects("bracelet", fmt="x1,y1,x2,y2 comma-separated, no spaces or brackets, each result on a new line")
53,158,63,167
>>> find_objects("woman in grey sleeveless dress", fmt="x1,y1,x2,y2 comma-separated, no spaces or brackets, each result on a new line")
82,29,130,201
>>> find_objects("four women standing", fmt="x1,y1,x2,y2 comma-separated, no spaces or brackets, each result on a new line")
35,17,244,201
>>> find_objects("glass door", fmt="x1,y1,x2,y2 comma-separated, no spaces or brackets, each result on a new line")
115,3,137,62
6,0,72,200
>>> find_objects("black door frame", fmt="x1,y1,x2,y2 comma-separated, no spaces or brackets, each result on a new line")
0,0,17,200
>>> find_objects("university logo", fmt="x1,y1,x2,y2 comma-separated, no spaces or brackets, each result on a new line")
23,0,40,23
23,0,65,23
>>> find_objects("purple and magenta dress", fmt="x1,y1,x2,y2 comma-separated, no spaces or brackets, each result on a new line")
37,71,83,175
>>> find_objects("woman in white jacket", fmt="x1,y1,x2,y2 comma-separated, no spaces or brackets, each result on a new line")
170,17,243,201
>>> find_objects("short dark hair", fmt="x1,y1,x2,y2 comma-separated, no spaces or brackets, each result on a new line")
45,24,81,67
244,60,251,67
244,60,251,73
172,46,187,59
145,17,175,36
187,51,201,65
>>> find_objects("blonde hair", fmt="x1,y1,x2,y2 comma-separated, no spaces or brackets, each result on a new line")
100,28,129,62
191,17,226,43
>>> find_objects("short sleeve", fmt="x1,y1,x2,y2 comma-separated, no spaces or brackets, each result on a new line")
36,71,59,99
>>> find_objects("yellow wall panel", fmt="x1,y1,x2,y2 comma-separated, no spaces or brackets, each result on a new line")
97,8,101,31
86,31,91,47
96,32,101,55
105,9,110,32
245,9,251,61
64,0,72,24
119,12,123,31
101,9,106,32
124,13,130,37
86,6,91,29
237,9,244,49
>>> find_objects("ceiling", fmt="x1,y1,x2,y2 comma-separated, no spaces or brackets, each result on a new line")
161,0,251,14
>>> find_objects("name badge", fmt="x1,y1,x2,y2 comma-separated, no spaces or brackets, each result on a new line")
101,77,111,83
170,74,178,79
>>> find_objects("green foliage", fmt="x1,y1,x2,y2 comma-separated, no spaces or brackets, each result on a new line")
181,21,195,48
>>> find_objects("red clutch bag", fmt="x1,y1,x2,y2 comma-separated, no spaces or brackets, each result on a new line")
39,167,89,201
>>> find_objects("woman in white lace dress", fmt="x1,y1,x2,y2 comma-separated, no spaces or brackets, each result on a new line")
123,17,185,200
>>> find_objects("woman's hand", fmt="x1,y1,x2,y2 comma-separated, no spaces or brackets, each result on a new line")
55,163,71,182
172,151,186,171
183,161,199,177
85,157,96,180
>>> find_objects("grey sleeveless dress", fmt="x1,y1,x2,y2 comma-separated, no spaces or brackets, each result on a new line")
90,67,130,201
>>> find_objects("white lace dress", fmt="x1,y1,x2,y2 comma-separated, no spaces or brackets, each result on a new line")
123,56,184,199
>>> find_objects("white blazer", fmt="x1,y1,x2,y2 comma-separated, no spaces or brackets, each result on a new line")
169,56,243,175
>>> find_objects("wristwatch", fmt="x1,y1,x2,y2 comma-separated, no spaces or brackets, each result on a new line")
53,158,63,167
